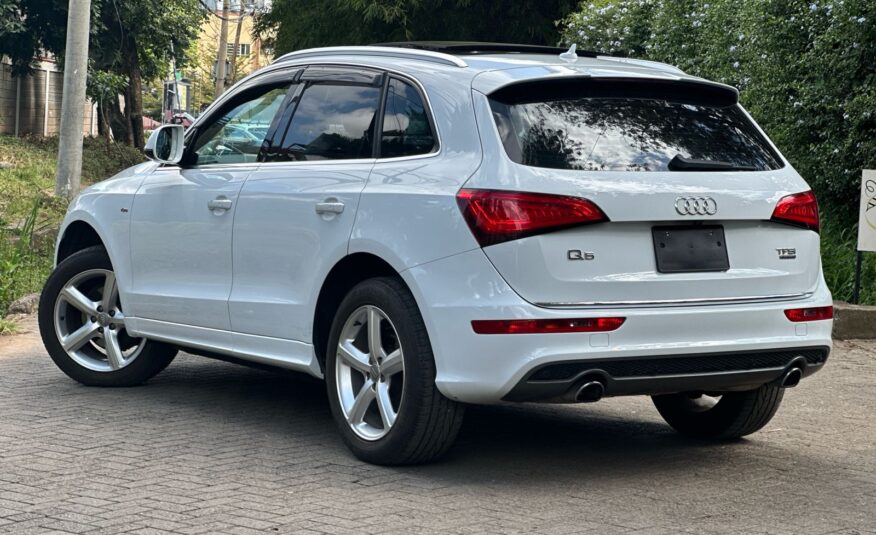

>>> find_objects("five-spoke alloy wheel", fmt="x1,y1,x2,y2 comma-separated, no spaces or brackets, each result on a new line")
326,277,464,465
335,305,405,441
39,246,177,387
53,268,143,372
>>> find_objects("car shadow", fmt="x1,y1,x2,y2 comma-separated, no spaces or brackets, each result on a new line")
45,353,824,487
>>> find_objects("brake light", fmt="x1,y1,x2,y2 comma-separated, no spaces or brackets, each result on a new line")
456,189,608,247
784,306,833,322
471,317,625,334
771,191,819,232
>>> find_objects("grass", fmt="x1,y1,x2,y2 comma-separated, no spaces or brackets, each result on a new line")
820,208,876,305
0,135,144,317
0,134,873,322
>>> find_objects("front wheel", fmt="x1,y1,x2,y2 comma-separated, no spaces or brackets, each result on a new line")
652,384,785,440
38,246,177,387
326,277,464,465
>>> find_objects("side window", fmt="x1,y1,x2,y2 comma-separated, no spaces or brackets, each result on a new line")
190,84,292,165
276,83,381,161
380,78,435,158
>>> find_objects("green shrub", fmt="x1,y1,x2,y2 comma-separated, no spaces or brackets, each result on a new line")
562,0,876,302
0,135,144,316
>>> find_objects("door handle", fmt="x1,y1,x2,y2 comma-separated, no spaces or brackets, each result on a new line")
315,200,345,215
208,197,233,212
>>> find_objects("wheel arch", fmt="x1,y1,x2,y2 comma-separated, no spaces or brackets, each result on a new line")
312,252,411,373
56,220,106,265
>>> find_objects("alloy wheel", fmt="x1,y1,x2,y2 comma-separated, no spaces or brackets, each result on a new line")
335,305,405,441
53,269,144,372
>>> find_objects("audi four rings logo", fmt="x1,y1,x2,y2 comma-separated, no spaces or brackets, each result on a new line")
675,196,718,215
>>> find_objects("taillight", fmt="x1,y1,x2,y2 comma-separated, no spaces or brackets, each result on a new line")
784,306,833,322
471,317,625,334
771,191,819,232
456,189,608,247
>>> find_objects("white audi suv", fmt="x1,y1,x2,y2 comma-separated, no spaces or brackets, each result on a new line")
39,43,833,464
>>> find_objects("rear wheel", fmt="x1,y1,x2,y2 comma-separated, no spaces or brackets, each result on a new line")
652,384,785,440
326,277,464,465
38,246,177,386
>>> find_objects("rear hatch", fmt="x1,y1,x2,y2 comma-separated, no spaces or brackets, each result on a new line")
462,77,820,307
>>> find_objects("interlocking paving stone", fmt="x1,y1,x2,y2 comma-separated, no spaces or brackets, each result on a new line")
0,319,874,534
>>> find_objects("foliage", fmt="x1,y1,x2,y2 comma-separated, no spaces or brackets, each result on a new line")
562,0,876,302
255,0,577,55
561,0,876,218
1,0,206,147
0,135,144,317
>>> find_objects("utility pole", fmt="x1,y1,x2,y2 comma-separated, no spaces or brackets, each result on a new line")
229,6,246,84
55,0,92,199
214,0,230,98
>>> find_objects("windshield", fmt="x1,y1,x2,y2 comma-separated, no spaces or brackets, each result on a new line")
490,97,783,172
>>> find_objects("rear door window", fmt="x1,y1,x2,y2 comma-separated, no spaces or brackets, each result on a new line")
380,78,436,158
273,83,381,161
490,86,783,172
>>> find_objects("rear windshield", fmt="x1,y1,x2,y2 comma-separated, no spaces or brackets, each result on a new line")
490,96,783,172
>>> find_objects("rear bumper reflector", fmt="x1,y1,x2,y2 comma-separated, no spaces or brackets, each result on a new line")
784,306,833,322
471,317,625,335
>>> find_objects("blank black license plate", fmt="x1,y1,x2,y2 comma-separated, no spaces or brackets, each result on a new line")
652,225,729,273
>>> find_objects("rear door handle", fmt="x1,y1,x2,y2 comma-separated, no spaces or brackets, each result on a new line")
315,200,345,215
208,197,233,212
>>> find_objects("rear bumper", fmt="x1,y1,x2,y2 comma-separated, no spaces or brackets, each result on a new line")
402,249,834,405
503,346,829,401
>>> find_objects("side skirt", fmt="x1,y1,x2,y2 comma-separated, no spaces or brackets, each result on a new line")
125,317,324,379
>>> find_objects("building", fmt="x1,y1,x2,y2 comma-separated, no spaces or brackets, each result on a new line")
186,1,274,112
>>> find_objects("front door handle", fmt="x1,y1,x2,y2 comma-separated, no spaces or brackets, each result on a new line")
208,197,233,213
315,200,345,215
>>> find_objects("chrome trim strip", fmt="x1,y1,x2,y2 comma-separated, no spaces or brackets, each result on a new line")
274,46,468,68
535,292,814,309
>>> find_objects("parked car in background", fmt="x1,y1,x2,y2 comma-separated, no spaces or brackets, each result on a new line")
39,43,832,465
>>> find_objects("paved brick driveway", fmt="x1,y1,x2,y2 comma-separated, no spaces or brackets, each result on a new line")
0,317,874,534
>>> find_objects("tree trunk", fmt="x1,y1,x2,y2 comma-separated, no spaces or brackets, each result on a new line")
96,100,111,145
107,94,130,144
214,0,230,97
123,33,145,149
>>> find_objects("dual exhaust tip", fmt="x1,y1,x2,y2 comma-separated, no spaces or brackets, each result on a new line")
567,365,804,404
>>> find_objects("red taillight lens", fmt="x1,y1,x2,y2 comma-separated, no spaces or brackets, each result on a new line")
784,306,833,322
456,189,608,247
771,191,819,232
471,317,625,334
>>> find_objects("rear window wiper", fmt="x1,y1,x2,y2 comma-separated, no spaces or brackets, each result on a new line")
668,154,756,172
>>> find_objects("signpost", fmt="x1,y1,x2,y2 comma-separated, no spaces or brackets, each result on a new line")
854,170,876,303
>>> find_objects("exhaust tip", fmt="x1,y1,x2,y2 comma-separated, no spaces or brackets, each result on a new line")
781,367,803,388
575,380,605,402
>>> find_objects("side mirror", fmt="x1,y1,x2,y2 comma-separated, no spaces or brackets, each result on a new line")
144,124,185,164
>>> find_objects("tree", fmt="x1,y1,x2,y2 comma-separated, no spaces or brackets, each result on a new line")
561,0,876,218
89,0,205,148
255,0,579,56
1,0,204,148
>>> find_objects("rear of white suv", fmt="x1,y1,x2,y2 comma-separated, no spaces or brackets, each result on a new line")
401,60,831,445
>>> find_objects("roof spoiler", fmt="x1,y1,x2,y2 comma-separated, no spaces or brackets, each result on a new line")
488,77,740,106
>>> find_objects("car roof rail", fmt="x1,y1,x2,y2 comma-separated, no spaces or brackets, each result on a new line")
373,41,604,59
273,46,469,68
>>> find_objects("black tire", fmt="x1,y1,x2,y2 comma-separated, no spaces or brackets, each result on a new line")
325,277,464,465
38,246,177,387
652,385,785,440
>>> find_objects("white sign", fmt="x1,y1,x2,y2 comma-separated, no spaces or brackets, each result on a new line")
858,170,876,252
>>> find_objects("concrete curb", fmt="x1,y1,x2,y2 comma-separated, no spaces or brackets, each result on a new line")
833,301,876,340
